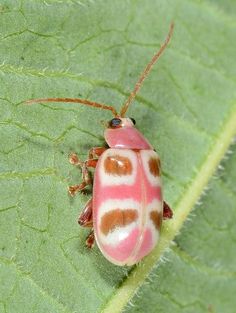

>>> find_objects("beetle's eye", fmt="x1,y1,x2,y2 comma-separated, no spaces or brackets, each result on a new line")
130,117,136,125
109,118,122,128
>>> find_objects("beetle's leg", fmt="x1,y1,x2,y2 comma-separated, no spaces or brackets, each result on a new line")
68,146,106,196
78,198,95,248
69,182,87,196
163,201,173,219
78,198,93,227
86,231,95,249
88,147,106,159
69,147,106,166
69,153,82,166
68,163,91,196
69,156,98,196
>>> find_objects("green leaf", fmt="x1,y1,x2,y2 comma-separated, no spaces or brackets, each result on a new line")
122,144,236,313
0,1,235,313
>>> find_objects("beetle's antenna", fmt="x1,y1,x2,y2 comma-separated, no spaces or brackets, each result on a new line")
25,97,118,117
120,22,174,117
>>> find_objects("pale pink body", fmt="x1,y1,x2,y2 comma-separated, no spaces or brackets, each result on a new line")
93,119,163,266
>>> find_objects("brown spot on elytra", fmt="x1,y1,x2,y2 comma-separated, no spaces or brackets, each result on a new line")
150,211,162,230
100,209,138,235
104,155,132,175
148,157,161,177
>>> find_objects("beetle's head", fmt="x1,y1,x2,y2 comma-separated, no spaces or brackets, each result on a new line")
104,117,152,149
107,117,136,129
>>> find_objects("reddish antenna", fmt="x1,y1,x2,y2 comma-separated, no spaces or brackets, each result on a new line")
25,97,118,117
26,23,173,119
120,22,174,117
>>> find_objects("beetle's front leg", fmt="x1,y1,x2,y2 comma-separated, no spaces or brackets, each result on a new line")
88,147,106,159
78,198,95,248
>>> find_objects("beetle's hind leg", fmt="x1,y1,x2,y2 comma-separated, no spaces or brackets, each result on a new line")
163,201,173,219
78,198,95,248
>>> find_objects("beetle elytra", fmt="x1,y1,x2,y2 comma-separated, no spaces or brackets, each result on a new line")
26,23,174,266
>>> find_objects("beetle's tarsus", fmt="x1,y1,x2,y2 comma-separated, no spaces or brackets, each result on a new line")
68,182,87,196
69,153,82,166
163,201,173,219
86,231,95,249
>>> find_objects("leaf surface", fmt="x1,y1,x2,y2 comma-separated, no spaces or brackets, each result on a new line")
122,145,236,313
0,1,235,313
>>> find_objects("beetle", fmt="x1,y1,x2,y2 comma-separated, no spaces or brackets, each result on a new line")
26,23,174,266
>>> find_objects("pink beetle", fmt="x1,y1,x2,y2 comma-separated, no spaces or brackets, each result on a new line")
27,23,174,266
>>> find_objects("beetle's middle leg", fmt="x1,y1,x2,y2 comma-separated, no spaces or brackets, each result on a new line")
69,152,99,196
78,197,95,248
68,159,97,196
68,147,106,196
